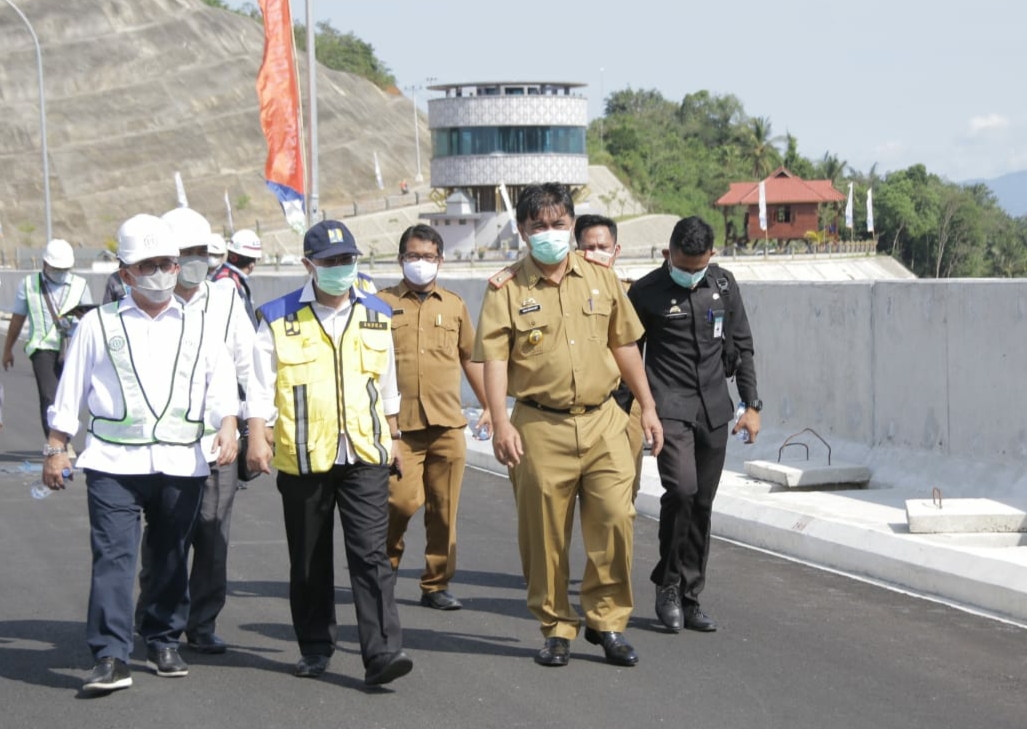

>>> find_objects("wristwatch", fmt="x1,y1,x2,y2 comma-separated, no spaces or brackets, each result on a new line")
42,444,67,457
390,432,402,440
745,399,763,412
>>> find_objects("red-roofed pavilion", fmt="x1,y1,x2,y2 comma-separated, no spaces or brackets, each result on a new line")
716,167,845,244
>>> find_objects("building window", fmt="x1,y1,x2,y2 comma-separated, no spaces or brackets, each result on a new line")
776,206,792,223
432,126,586,157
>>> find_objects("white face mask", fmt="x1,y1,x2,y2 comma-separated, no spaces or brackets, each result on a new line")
207,255,223,270
131,269,178,305
45,269,70,285
178,256,208,289
402,259,439,287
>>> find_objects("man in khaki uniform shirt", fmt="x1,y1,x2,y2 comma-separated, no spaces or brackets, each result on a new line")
473,183,664,669
574,214,645,500
379,225,491,611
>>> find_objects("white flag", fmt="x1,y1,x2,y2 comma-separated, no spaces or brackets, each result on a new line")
498,182,521,248
224,190,235,235
866,188,875,234
845,183,854,229
174,171,189,208
757,181,767,232
374,152,384,190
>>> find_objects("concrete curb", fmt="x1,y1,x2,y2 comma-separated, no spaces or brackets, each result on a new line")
464,434,1027,626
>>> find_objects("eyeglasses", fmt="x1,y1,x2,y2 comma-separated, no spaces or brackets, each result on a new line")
401,253,440,264
132,258,178,276
316,254,358,267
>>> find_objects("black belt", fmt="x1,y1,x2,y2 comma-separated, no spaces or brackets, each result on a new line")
519,394,611,416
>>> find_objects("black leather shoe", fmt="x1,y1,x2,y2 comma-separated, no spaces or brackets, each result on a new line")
534,637,570,667
294,654,331,678
682,604,718,632
186,633,227,654
364,650,413,686
82,657,132,693
146,646,188,677
420,589,463,610
655,584,684,632
584,628,639,667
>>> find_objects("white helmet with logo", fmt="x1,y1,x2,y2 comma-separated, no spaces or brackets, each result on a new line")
228,229,262,258
43,238,75,269
161,208,212,251
116,214,178,265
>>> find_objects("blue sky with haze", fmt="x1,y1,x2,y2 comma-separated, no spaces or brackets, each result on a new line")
244,0,1024,182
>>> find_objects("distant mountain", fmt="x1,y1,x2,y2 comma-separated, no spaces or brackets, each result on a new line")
965,170,1027,218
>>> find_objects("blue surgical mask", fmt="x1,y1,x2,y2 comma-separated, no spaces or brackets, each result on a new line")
528,229,571,265
670,265,708,290
314,262,358,295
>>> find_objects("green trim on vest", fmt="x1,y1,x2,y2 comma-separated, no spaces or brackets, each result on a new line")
88,302,206,445
24,273,88,355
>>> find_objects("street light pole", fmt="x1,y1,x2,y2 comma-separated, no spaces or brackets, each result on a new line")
410,85,423,183
3,0,52,242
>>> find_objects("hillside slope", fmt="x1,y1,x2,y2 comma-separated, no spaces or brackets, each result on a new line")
0,0,426,248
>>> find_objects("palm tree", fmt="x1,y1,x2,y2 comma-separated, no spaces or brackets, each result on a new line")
742,117,783,178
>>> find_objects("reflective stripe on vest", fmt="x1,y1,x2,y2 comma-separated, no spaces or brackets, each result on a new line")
24,273,88,355
196,281,237,437
268,301,392,475
88,302,206,445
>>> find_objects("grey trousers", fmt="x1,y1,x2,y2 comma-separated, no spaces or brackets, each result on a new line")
137,462,239,638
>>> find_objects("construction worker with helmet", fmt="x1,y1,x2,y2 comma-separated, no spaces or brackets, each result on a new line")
134,207,256,657
43,213,239,693
206,232,228,275
3,238,93,448
212,228,261,327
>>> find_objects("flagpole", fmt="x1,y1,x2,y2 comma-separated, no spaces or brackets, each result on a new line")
305,0,318,227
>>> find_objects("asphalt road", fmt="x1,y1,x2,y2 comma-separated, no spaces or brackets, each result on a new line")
1,356,1026,729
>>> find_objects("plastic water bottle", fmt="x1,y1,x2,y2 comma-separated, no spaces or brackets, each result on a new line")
463,407,490,440
734,402,750,443
30,468,73,500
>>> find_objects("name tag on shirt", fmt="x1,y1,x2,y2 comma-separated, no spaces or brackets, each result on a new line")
360,321,388,330
713,312,724,338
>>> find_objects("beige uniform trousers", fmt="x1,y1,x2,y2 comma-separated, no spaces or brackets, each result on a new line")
387,425,466,592
625,398,644,501
510,398,636,639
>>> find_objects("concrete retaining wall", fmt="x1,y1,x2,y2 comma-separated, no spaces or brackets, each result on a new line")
4,270,1024,495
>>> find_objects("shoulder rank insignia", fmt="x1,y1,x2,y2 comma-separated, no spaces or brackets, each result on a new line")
582,249,614,268
489,265,517,289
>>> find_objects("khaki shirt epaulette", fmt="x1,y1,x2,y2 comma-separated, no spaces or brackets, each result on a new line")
581,248,614,268
488,264,518,289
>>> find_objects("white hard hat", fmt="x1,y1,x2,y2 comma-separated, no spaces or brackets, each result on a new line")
43,238,75,269
116,214,178,265
207,232,227,256
161,208,212,251
228,228,262,258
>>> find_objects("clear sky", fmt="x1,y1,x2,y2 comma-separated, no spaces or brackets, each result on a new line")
256,0,1023,182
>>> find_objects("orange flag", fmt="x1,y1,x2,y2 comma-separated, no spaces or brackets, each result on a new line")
257,0,305,228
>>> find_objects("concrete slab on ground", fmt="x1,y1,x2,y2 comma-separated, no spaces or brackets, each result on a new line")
906,497,1027,534
744,459,871,488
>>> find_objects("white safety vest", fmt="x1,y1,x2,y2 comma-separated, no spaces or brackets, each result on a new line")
89,302,206,445
24,273,88,355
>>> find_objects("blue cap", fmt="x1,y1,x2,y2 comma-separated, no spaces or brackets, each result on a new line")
303,220,362,260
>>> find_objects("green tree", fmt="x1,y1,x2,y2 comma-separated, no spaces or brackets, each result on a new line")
739,116,783,178
294,21,396,90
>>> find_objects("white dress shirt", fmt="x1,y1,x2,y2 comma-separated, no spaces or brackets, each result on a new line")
248,280,400,465
48,295,238,477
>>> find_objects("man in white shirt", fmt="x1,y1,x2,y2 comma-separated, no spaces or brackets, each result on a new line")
135,208,255,656
246,220,412,686
42,214,238,694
